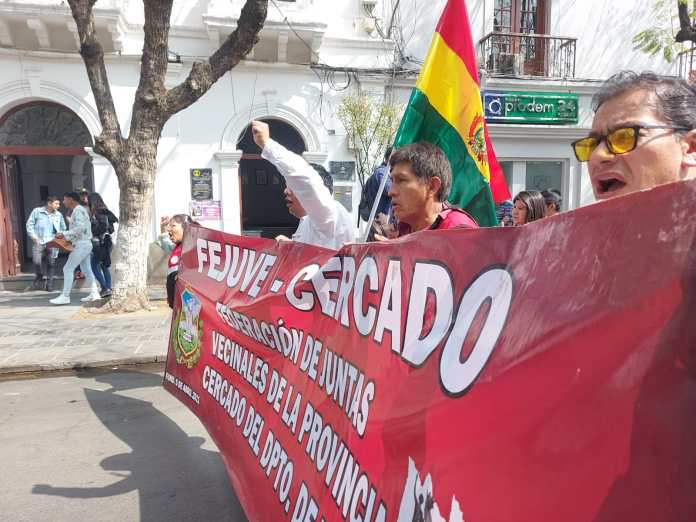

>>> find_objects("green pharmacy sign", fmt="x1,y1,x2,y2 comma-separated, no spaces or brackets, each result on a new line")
483,91,578,124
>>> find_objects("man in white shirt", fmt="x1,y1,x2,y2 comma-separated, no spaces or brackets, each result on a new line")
49,191,101,305
251,120,355,249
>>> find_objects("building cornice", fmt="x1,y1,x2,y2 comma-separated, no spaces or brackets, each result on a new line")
320,35,396,52
481,76,604,95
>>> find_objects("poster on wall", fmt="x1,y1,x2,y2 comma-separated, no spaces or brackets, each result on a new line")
190,200,221,221
190,168,213,200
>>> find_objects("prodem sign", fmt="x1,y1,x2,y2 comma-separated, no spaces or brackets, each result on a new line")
483,91,578,125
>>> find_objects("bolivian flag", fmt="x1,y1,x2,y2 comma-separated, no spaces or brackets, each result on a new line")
393,0,510,227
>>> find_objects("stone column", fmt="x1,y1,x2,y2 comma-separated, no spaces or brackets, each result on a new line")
86,148,119,219
214,150,243,234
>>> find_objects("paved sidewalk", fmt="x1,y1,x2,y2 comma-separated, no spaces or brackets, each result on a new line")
0,289,172,374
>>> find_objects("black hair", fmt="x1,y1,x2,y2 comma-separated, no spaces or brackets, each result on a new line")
46,195,60,203
309,163,334,195
63,191,82,204
592,71,696,134
389,142,451,202
383,146,393,163
88,192,108,213
513,190,546,223
541,189,562,211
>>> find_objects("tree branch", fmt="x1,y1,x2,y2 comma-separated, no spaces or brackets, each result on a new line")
128,0,174,139
163,0,267,118
675,0,696,43
67,0,123,162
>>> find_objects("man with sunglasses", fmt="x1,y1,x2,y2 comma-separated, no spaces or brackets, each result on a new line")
572,71,696,200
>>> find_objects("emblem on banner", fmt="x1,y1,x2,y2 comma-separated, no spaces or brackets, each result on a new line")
467,114,488,167
173,288,203,369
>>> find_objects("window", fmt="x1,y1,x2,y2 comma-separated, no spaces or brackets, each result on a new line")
500,160,568,210
525,161,562,196
494,0,546,34
492,0,547,75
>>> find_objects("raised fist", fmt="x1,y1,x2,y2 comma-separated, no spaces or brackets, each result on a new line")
251,120,270,149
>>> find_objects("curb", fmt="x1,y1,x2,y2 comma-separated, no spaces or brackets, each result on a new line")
0,354,169,376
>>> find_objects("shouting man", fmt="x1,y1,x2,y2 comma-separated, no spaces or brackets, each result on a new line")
572,71,696,200
379,141,478,239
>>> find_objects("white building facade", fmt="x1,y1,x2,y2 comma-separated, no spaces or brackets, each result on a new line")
0,0,687,277
400,0,682,210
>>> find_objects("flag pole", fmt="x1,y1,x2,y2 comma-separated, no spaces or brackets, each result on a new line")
361,170,390,243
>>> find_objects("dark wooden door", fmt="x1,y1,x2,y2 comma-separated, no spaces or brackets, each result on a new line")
0,155,23,276
237,119,305,239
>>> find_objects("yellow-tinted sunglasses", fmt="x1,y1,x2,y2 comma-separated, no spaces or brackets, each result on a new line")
571,125,689,162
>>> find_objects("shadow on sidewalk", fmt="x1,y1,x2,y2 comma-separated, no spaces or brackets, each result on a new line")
31,368,247,521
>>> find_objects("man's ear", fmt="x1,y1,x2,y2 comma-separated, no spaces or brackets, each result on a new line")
683,129,696,167
428,176,442,198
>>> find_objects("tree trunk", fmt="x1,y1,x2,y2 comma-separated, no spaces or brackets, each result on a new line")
68,0,268,313
676,0,696,43
102,140,158,313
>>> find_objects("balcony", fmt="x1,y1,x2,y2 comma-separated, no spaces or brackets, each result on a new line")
479,32,577,79
677,45,695,83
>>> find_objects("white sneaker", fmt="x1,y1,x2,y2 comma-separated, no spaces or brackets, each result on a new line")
50,295,70,305
80,292,102,303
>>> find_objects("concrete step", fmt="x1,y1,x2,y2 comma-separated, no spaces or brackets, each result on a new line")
0,275,167,301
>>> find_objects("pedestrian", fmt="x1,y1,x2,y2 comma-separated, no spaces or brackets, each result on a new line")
250,120,355,249
541,189,562,217
49,191,101,305
156,214,193,308
76,188,91,279
511,190,546,226
378,141,478,239
496,200,514,226
25,195,66,291
359,147,393,241
571,71,696,199
88,192,118,298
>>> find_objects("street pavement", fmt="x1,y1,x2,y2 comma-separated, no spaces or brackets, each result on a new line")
0,289,171,374
0,365,247,521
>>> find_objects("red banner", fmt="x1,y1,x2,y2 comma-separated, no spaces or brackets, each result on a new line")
164,179,696,522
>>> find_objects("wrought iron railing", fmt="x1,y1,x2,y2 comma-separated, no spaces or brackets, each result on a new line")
479,32,577,79
677,45,695,83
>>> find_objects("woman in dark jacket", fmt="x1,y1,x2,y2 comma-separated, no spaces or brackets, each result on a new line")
88,193,118,298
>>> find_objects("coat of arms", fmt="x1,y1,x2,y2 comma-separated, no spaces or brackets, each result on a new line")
173,288,203,369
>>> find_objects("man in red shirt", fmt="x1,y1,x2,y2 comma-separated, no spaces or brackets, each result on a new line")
375,141,477,239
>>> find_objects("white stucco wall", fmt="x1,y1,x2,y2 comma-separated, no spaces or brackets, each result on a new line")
0,0,688,239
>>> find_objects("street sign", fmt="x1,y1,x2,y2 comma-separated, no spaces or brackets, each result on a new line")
483,91,578,124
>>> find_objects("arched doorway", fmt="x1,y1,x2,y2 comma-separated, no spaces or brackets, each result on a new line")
0,102,93,277
237,119,305,239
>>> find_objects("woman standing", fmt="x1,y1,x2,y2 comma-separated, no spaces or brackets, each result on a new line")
511,191,547,226
155,214,193,308
88,193,119,298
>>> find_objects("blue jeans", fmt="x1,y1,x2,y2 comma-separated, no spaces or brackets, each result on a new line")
91,254,112,291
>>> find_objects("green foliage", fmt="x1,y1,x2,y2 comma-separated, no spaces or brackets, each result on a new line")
337,91,402,188
633,0,694,62
633,28,681,61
